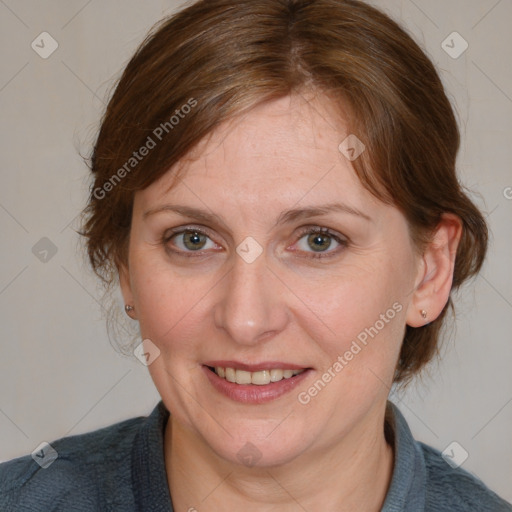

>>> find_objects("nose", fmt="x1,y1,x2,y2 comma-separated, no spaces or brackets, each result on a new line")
213,252,289,346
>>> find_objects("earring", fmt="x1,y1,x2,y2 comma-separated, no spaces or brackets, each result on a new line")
125,304,135,316
420,310,427,319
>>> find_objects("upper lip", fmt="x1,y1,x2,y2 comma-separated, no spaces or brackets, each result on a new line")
204,361,310,372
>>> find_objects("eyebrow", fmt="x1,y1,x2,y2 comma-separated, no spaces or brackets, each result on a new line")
276,203,372,224
143,202,372,226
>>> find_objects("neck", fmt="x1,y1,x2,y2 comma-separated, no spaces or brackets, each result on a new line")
165,402,395,512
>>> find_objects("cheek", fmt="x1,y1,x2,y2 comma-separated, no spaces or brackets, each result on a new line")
129,253,222,357
290,257,411,378
289,273,409,427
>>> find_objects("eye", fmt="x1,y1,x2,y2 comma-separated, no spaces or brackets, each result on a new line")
163,227,219,255
293,227,347,258
162,225,347,260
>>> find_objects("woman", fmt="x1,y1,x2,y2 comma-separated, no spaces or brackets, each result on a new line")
1,0,510,510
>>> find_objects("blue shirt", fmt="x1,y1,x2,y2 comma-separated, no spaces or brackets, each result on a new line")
1,401,510,511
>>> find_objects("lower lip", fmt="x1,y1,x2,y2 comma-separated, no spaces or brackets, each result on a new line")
203,366,312,404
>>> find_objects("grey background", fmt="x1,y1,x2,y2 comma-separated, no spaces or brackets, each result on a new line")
0,0,511,502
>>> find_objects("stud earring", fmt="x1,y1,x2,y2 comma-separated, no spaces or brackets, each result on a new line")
125,304,135,316
420,310,427,319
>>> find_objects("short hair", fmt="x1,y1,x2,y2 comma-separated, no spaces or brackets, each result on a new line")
80,0,488,385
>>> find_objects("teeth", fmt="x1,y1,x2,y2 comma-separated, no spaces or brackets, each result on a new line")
225,367,236,383
214,366,304,385
235,370,252,385
252,370,271,385
270,369,283,382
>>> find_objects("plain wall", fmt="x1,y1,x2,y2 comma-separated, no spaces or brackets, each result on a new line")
1,0,511,502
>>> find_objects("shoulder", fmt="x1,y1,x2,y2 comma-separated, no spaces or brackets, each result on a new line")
419,442,512,512
0,413,147,512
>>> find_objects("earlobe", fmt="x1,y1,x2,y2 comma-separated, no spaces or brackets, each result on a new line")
119,264,137,320
406,214,462,327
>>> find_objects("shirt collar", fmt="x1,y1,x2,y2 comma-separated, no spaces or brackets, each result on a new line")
381,401,427,511
131,401,173,511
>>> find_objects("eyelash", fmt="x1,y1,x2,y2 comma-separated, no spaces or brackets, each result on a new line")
161,225,348,260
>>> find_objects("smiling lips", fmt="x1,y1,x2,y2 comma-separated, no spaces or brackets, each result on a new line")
203,363,311,403
212,366,305,385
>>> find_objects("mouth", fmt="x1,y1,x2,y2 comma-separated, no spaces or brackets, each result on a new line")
207,366,306,385
202,362,312,404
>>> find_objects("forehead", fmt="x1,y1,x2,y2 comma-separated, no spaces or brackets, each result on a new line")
136,93,378,215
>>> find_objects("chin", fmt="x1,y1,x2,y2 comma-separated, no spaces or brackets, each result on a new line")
199,419,313,469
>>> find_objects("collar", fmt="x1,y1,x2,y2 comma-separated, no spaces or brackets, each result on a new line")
381,401,427,511
131,401,173,511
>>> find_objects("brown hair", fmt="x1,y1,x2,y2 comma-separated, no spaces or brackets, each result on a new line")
80,0,487,384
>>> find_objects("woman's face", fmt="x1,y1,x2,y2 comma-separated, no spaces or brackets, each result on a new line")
122,93,422,466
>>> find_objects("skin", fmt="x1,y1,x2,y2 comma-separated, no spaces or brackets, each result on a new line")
120,92,462,511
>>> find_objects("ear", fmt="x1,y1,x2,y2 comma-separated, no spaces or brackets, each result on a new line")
119,263,137,320
406,213,462,327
